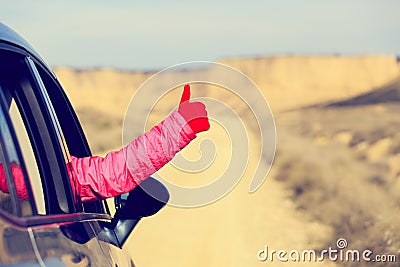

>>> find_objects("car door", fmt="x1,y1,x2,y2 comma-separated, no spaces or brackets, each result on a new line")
29,47,134,267
0,46,115,266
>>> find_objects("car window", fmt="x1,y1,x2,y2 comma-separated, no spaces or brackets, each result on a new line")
33,61,106,214
0,89,34,217
8,99,45,214
26,58,81,208
0,47,108,216
0,49,78,215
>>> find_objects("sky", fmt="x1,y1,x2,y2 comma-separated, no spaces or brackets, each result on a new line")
1,0,399,71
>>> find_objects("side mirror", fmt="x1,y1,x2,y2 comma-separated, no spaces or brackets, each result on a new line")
100,177,170,247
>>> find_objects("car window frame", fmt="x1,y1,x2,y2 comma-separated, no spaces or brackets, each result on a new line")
24,56,77,213
0,43,113,227
0,44,76,213
31,58,108,215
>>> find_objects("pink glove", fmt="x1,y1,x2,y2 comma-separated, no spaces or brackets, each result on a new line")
178,84,210,134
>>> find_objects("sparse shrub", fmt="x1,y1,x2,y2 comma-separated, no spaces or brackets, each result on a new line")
274,108,400,267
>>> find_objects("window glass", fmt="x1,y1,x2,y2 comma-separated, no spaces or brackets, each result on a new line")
0,93,34,216
9,99,45,214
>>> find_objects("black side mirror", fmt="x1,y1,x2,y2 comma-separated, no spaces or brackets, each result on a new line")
100,177,170,247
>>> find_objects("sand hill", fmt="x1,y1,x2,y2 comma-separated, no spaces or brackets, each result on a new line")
56,55,400,114
220,55,400,111
54,55,400,267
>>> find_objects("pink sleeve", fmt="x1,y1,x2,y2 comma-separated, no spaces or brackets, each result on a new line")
69,111,196,202
0,163,29,201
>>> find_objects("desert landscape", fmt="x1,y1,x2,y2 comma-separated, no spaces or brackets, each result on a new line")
55,55,400,266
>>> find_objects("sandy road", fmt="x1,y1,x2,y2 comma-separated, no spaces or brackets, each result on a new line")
125,126,336,267
126,175,336,266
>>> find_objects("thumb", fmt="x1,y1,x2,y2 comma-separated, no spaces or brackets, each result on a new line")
180,84,191,104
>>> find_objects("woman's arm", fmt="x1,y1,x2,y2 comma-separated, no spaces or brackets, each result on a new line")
0,163,29,200
0,85,209,202
70,84,209,202
69,110,197,202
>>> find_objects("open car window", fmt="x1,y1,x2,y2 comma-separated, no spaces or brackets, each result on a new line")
0,48,78,215
0,44,110,217
32,59,107,214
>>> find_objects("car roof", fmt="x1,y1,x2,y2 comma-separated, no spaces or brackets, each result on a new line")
0,22,52,73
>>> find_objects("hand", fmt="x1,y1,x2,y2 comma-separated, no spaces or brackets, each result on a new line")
178,84,210,134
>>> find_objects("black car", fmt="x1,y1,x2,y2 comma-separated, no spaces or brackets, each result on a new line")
0,22,168,266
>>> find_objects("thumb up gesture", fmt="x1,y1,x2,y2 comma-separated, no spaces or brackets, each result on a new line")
178,84,210,134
